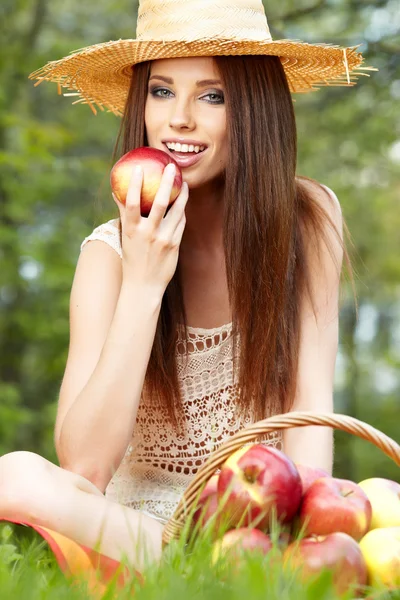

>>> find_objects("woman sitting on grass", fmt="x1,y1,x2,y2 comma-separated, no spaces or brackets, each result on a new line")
0,0,368,576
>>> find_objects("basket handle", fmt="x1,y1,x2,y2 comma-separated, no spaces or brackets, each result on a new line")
162,411,400,546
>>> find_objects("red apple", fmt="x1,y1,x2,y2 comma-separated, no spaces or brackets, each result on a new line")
295,464,330,495
299,477,372,541
217,444,302,531
110,147,183,216
283,532,368,596
191,474,224,535
212,528,274,563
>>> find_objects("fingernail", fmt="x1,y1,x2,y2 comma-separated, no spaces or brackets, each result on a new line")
134,165,142,176
166,163,175,175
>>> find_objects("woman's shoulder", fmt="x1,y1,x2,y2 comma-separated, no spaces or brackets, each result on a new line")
80,217,122,258
296,175,342,230
296,176,344,281
296,175,341,209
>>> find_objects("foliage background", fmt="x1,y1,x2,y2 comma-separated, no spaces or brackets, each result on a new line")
1,0,399,481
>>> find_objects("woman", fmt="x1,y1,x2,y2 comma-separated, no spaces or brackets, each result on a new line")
0,0,371,577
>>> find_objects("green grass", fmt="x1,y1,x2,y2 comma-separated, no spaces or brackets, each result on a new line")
0,521,398,600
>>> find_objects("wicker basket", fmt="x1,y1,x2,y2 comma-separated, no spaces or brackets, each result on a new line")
162,411,400,547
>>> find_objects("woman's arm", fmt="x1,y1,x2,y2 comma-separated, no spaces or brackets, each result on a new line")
55,240,163,492
283,181,344,474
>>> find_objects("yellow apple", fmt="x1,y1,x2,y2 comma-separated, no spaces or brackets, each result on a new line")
357,477,400,529
359,527,400,589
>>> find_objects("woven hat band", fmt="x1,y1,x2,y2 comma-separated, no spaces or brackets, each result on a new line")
136,0,272,43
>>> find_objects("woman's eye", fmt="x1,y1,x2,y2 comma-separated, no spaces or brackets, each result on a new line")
203,92,224,104
150,87,172,98
149,87,224,105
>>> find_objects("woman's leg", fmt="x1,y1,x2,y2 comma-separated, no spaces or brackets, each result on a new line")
0,451,163,572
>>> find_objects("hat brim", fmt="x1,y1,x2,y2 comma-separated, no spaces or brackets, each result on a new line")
29,38,373,116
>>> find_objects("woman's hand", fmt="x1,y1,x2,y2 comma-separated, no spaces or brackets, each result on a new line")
113,163,189,296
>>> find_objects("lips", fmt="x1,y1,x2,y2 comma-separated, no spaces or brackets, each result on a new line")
162,143,208,168
162,139,208,150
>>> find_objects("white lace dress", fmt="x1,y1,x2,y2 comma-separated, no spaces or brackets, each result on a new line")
80,219,283,525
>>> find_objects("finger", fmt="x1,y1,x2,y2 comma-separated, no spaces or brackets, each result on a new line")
112,191,123,209
125,165,143,223
148,163,177,227
165,181,189,222
169,190,188,240
171,211,187,247
112,192,125,222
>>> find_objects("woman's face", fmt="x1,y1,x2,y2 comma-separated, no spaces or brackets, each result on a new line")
145,57,227,188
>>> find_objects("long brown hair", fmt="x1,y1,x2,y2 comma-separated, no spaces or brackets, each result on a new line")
113,55,353,432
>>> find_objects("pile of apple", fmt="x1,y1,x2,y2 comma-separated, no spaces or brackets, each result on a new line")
190,444,400,596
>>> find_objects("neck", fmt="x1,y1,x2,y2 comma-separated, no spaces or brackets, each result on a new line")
180,177,225,257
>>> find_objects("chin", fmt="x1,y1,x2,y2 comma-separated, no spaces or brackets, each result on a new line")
188,171,225,191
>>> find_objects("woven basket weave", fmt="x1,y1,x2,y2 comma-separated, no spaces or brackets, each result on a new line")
162,411,400,547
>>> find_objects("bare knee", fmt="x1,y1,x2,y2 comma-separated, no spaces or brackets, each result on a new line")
0,451,53,521
0,451,102,524
0,450,48,492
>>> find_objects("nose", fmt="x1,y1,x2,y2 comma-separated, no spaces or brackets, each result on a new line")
169,96,195,130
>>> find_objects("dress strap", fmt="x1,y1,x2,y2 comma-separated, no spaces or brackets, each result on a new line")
80,218,122,258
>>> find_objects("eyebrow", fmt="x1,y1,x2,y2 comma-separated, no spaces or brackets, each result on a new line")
149,75,222,86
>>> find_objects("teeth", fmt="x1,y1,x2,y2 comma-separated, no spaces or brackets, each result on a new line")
165,142,206,153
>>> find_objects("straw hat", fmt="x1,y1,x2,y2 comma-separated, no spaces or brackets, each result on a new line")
29,0,376,116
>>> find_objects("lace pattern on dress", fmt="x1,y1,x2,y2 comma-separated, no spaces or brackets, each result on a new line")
80,219,121,257
105,323,283,524
80,219,284,524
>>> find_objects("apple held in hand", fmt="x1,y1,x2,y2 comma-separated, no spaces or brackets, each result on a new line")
217,444,302,531
299,477,372,541
357,477,400,529
359,526,400,589
295,464,330,495
110,147,183,216
212,528,274,564
283,532,368,596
